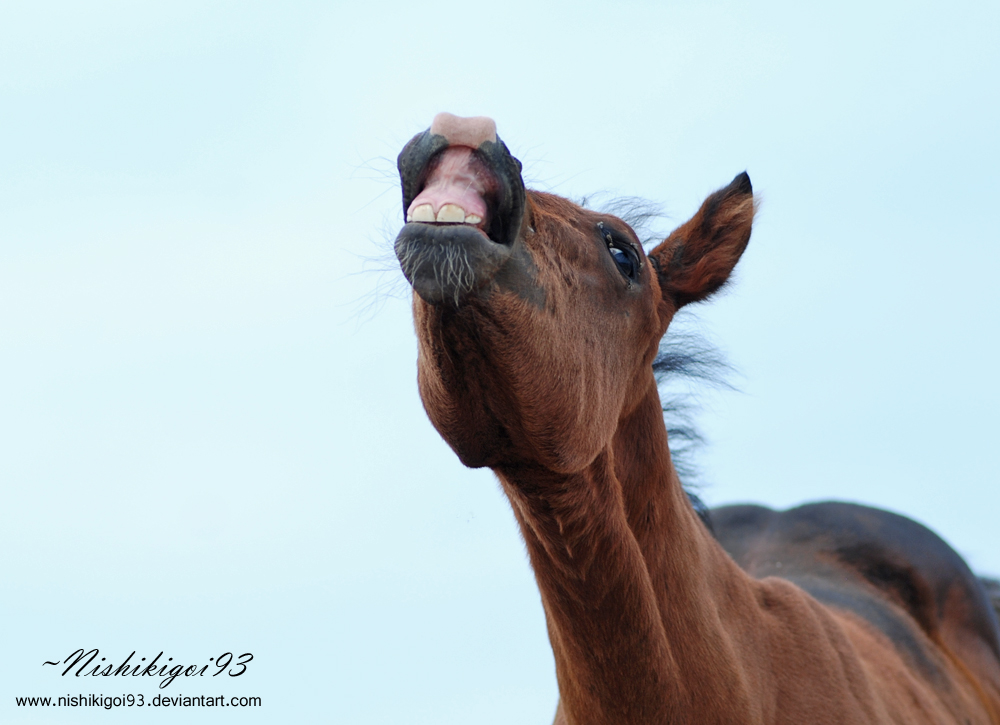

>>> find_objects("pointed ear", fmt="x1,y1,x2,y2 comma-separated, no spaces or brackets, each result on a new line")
649,172,755,307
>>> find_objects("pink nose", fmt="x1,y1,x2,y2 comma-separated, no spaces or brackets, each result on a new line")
430,112,497,148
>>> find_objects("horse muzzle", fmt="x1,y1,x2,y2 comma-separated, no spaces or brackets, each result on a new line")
394,113,526,305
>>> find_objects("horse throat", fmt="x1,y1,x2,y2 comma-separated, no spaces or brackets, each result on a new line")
493,381,736,724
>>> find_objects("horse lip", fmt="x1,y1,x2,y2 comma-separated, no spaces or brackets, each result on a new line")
394,221,514,305
413,220,492,238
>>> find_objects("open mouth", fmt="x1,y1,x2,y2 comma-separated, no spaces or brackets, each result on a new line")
406,146,498,240
394,114,526,305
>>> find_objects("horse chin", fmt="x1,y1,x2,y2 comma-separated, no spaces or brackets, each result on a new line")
395,222,513,305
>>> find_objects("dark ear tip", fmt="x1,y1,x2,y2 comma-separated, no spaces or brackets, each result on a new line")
731,171,752,195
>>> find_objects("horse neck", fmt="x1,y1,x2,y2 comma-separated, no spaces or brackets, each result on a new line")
613,377,709,574
495,378,759,724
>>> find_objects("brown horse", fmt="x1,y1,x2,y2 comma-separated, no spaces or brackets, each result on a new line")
393,113,1000,724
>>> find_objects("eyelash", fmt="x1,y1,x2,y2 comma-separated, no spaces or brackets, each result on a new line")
598,223,642,283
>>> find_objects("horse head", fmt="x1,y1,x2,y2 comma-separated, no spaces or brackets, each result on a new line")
395,113,755,475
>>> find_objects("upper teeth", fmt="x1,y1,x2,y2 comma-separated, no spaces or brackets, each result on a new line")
407,203,483,225
436,203,465,223
409,204,435,222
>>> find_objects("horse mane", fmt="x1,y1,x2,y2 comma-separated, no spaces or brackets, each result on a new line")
653,330,732,533
653,328,731,472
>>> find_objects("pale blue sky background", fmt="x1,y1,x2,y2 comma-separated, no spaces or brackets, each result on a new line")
1,1,998,723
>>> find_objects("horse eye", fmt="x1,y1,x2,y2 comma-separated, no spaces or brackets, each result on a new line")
598,222,641,283
609,243,638,280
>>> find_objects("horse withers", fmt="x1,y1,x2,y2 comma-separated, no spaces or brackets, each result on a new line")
393,113,1000,724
